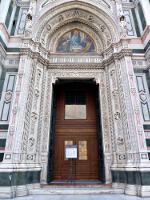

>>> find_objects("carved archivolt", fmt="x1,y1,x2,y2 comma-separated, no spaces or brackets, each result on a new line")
33,1,120,53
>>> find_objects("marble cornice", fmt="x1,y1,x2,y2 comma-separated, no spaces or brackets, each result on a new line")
20,49,48,66
48,63,104,70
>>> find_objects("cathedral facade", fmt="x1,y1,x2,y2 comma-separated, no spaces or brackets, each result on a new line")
0,0,150,198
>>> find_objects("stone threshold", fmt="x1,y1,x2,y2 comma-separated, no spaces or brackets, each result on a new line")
42,183,112,188
30,186,123,195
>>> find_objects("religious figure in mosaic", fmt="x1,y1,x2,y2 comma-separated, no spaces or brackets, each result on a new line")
70,30,81,51
56,29,96,53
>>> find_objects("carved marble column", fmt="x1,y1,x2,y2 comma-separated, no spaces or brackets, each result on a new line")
99,69,113,184
4,54,34,164
0,53,34,197
107,64,126,166
26,62,44,165
40,70,53,184
0,51,41,197
117,54,148,164
112,49,150,196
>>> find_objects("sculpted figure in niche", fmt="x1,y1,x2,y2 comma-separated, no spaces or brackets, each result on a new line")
56,29,96,53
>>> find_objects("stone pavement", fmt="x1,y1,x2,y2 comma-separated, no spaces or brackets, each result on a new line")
3,195,150,200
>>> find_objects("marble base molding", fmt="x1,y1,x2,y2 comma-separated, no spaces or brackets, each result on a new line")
112,170,150,197
0,170,41,198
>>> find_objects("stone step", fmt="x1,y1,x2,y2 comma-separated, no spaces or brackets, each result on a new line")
30,187,123,195
43,183,112,188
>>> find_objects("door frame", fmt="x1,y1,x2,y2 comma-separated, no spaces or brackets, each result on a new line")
47,79,105,183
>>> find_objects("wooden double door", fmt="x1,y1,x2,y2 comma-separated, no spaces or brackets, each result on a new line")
53,82,100,181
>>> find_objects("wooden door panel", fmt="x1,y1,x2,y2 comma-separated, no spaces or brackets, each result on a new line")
52,84,100,181
53,136,99,180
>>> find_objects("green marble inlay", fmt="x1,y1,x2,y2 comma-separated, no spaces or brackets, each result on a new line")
0,36,20,52
0,68,18,97
0,171,41,186
112,170,150,186
11,7,20,36
5,1,13,28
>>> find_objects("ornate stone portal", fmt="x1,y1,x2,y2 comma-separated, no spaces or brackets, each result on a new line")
1,0,150,198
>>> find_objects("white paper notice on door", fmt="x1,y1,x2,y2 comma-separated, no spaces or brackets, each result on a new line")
65,145,77,159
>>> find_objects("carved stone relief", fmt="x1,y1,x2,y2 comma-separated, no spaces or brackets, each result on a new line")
21,61,37,155
34,2,119,48
108,64,126,163
27,63,44,162
115,57,149,163
4,56,35,163
40,9,112,52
